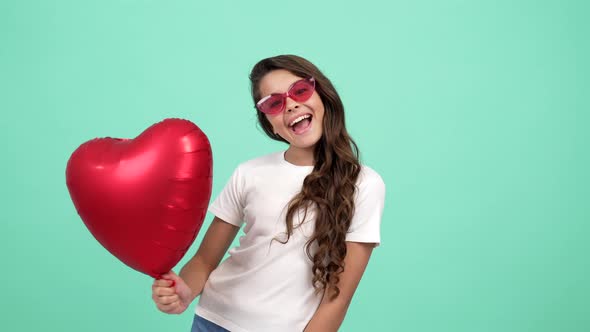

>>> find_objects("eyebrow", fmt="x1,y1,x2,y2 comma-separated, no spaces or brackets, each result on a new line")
262,78,301,96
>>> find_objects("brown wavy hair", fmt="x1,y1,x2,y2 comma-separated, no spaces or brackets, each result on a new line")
249,55,361,300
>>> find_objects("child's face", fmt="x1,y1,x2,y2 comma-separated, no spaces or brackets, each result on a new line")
258,69,325,150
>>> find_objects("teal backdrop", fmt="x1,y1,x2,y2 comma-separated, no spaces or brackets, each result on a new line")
1,0,588,331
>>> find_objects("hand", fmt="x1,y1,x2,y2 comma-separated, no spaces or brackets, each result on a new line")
151,270,194,314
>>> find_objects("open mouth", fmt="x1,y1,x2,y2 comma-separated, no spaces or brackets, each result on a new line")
289,114,313,134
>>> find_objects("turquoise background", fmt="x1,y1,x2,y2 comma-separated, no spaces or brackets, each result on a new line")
1,0,588,331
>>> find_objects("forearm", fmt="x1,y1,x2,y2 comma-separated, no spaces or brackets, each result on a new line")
304,242,375,332
178,255,215,301
178,217,240,302
304,295,349,332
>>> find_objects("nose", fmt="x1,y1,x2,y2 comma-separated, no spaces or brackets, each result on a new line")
285,96,300,113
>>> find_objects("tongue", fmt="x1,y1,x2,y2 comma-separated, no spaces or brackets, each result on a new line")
293,118,311,133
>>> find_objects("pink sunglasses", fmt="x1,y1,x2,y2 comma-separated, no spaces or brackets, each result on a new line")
256,77,316,115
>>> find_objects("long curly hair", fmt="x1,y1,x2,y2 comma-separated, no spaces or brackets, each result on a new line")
249,55,361,300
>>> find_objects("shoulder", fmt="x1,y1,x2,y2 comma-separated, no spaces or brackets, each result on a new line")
354,165,386,203
233,151,283,174
357,165,386,191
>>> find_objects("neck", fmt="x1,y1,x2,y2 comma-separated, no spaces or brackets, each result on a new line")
285,146,315,166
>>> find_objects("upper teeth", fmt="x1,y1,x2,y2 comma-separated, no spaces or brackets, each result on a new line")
289,114,311,127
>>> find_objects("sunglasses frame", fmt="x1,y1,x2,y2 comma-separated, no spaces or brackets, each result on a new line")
256,77,316,115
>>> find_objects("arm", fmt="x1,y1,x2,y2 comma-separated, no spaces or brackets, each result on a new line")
152,216,240,314
304,241,375,332
179,216,240,300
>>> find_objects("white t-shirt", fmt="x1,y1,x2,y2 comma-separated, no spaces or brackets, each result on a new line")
195,150,386,332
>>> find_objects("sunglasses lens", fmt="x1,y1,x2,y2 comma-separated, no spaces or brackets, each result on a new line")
259,95,284,114
289,79,315,102
256,78,315,114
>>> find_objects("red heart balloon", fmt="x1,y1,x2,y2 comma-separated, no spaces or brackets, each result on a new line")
66,118,212,278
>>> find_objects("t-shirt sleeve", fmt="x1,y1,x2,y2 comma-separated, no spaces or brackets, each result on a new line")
207,165,246,227
345,169,386,247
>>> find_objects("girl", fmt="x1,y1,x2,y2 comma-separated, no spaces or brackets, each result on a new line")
151,55,386,332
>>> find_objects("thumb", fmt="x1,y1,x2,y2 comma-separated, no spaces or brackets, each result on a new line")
159,270,181,287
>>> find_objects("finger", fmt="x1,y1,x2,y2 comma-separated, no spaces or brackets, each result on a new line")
154,278,174,286
151,290,175,301
157,300,180,313
159,270,178,280
153,279,175,288
152,284,172,295
154,287,175,296
161,271,181,285
157,294,180,305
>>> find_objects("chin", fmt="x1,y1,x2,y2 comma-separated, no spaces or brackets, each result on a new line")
291,136,322,149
